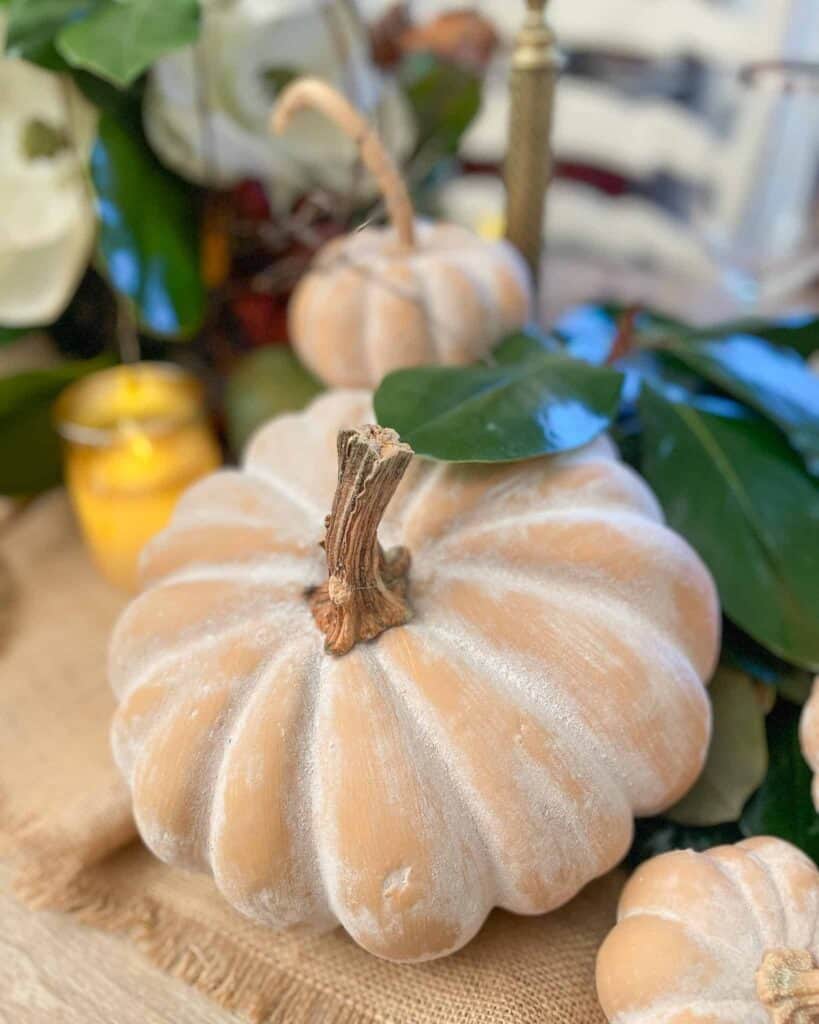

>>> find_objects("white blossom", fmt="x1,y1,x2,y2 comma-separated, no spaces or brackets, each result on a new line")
144,0,415,210
0,16,97,326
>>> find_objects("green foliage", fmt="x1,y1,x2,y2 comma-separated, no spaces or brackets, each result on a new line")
662,333,819,475
91,113,205,339
58,0,200,87
666,666,768,827
226,348,324,456
401,52,482,161
4,0,200,86
374,334,623,462
0,356,111,495
740,700,819,861
639,386,819,671
0,327,28,347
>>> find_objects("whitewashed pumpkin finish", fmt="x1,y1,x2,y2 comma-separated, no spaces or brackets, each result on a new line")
596,837,819,1024
110,390,719,962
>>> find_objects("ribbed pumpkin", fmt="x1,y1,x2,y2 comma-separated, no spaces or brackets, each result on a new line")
596,837,819,1024
800,678,819,810
272,78,532,388
110,390,719,962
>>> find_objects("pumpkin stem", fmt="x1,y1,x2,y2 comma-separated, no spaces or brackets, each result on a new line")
271,77,416,249
758,949,819,1023
309,425,413,656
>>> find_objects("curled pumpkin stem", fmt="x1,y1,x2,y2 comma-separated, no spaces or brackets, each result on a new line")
309,425,413,656
271,76,416,249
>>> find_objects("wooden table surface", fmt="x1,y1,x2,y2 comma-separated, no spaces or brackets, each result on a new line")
0,866,239,1024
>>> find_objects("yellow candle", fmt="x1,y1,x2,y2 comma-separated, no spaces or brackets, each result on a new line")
54,362,222,590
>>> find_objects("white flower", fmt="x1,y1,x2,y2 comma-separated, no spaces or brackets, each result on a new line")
0,16,97,326
144,0,416,210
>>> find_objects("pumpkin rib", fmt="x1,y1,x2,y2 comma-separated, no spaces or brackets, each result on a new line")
368,640,503,898
208,637,334,930
618,907,752,970
418,609,637,856
744,847,796,949
432,563,712,808
170,470,303,532
109,578,306,699
405,255,440,365
367,642,501,921
375,624,629,914
311,646,494,962
705,850,773,951
437,509,719,681
740,837,819,950
426,593,695,823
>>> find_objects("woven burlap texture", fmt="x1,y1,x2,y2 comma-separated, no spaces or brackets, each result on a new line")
0,492,621,1024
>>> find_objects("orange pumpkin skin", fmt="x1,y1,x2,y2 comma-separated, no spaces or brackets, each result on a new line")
109,390,719,962
596,837,819,1024
800,678,819,810
288,221,531,388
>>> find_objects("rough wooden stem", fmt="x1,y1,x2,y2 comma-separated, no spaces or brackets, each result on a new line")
310,425,413,656
271,76,416,249
758,949,819,1023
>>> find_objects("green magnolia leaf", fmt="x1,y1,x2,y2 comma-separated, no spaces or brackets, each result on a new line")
91,113,205,339
628,818,743,868
664,334,819,474
0,355,110,495
0,327,27,347
374,340,624,462
722,620,814,700
696,315,819,360
57,0,200,87
640,386,819,670
740,699,819,860
667,666,768,827
401,52,481,159
226,347,324,456
4,0,97,68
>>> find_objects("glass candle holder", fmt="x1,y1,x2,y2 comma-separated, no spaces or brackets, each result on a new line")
54,362,222,591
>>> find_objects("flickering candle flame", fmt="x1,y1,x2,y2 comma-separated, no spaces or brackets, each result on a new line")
55,362,222,590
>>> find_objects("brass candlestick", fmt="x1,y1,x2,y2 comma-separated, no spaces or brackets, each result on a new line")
504,0,563,286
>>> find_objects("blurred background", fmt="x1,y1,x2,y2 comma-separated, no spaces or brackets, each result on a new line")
1,0,818,557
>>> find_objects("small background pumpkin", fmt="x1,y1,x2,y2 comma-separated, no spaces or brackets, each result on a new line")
799,677,819,810
110,389,718,962
272,77,532,388
596,836,819,1024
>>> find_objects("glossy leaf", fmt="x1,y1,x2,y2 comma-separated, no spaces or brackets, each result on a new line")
0,356,110,494
401,52,481,159
91,114,205,339
667,666,768,827
4,0,96,68
664,334,819,474
640,386,819,669
226,347,323,456
741,699,819,860
374,340,624,462
722,620,814,701
57,0,200,87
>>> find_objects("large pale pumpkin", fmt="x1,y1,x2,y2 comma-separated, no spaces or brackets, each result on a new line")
596,836,819,1024
272,77,532,388
110,390,719,962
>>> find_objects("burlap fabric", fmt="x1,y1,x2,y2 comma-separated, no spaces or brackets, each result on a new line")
0,492,621,1024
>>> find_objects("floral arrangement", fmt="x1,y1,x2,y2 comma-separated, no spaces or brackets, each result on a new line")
0,0,485,488
2,0,819,903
